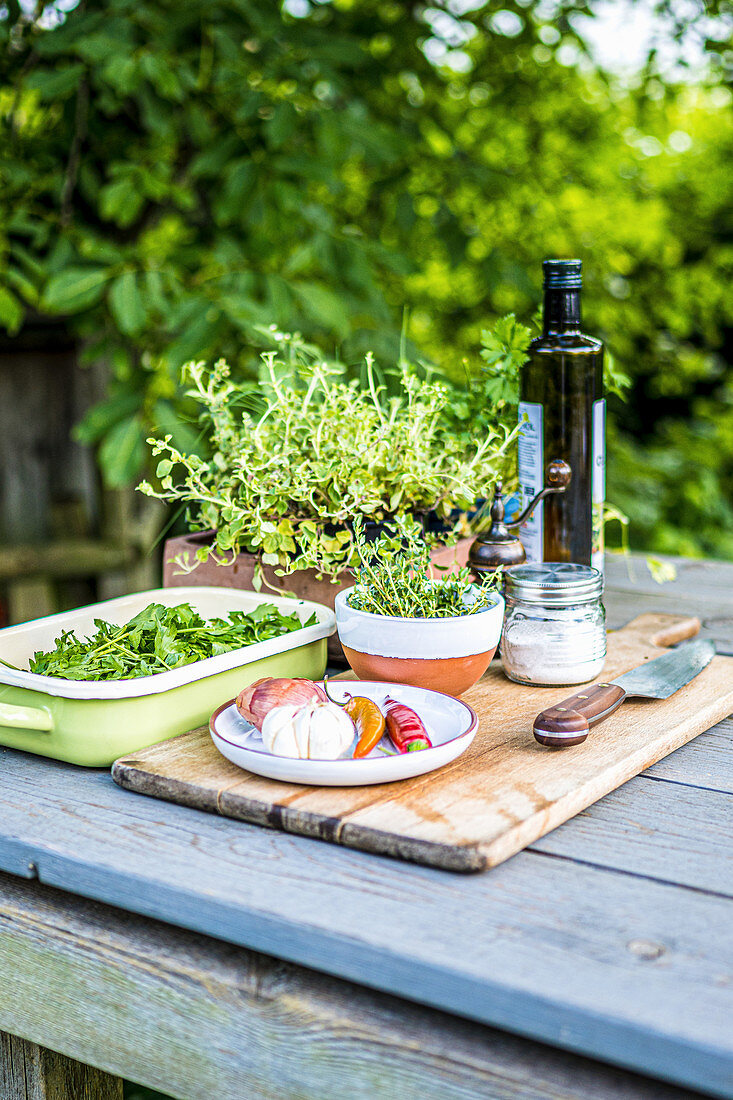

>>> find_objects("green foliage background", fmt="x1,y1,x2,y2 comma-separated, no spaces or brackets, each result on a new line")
1,0,731,557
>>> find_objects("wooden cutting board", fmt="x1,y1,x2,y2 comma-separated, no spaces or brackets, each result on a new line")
112,613,733,873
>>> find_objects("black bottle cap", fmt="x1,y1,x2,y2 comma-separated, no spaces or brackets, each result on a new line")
543,259,582,289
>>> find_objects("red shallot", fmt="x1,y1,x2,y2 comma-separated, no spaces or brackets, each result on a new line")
236,677,327,730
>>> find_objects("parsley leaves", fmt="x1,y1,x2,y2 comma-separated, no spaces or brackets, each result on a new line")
29,602,315,681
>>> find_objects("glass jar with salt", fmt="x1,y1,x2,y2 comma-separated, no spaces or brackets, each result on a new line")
501,563,606,686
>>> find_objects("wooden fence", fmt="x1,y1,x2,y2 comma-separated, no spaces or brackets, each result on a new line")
0,325,162,625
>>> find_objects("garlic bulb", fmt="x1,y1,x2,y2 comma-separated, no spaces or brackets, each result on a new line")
261,701,356,760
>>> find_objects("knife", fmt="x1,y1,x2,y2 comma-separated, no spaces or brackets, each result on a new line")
533,638,716,748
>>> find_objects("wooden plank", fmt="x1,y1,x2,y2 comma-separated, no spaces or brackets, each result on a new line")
605,590,733,655
0,347,79,546
111,614,733,873
0,1032,122,1100
605,581,733,791
642,717,733,794
604,557,733,654
605,554,733,601
529,771,733,895
0,756,730,1095
97,489,165,601
0,540,133,581
6,579,55,626
0,874,706,1100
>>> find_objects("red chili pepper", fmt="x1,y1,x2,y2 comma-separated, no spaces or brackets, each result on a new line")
384,697,432,753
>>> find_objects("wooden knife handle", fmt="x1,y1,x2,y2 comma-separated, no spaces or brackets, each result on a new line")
533,683,627,748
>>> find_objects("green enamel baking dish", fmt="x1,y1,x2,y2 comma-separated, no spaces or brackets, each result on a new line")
0,586,335,766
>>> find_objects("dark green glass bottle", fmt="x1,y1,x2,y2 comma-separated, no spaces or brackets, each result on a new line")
518,259,605,569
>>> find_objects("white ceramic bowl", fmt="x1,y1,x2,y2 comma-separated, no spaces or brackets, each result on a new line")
334,586,504,696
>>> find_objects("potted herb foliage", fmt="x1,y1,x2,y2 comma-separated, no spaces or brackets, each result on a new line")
334,517,504,696
140,329,517,611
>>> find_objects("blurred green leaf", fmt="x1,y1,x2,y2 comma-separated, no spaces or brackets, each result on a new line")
151,399,202,455
265,103,297,149
0,286,24,335
139,52,184,101
75,33,119,64
293,281,350,338
26,64,84,99
41,267,110,314
74,390,142,445
98,414,146,488
109,271,147,336
100,176,145,227
5,266,38,305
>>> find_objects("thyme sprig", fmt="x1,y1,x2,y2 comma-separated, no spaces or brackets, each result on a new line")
347,516,498,619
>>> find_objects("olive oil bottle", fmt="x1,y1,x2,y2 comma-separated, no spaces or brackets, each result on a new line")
518,259,605,570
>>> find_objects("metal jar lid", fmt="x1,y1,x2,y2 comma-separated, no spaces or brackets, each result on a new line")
504,562,603,607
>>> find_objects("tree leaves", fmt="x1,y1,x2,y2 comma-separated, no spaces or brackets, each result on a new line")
109,271,147,335
265,103,298,149
99,175,145,227
25,63,84,99
40,267,110,314
1,0,730,559
98,413,146,488
214,160,257,226
293,281,351,338
0,286,24,335
73,389,142,445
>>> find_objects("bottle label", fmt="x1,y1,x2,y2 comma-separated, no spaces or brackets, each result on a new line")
518,401,544,562
591,398,606,572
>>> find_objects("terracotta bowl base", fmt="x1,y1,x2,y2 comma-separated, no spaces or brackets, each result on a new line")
341,646,497,697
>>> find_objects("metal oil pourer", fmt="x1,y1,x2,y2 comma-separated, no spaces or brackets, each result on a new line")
469,459,572,578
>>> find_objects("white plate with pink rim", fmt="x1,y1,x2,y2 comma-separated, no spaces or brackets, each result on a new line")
209,680,478,786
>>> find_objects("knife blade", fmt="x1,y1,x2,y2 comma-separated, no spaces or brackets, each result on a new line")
611,638,716,698
533,638,716,748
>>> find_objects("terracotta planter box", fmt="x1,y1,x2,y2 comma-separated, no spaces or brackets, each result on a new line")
162,531,474,662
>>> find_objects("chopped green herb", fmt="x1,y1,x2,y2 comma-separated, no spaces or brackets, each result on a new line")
29,602,315,681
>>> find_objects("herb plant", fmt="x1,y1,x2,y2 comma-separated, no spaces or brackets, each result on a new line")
29,602,313,681
347,516,498,620
139,329,518,583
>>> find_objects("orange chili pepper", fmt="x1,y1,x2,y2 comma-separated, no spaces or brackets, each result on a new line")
346,696,386,758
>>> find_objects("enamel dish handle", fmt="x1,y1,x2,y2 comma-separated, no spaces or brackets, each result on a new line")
0,701,54,732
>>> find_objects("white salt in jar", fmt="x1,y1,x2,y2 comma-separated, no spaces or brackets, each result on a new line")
501,563,606,686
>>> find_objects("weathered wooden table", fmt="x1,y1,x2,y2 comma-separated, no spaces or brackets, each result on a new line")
1,554,731,1100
